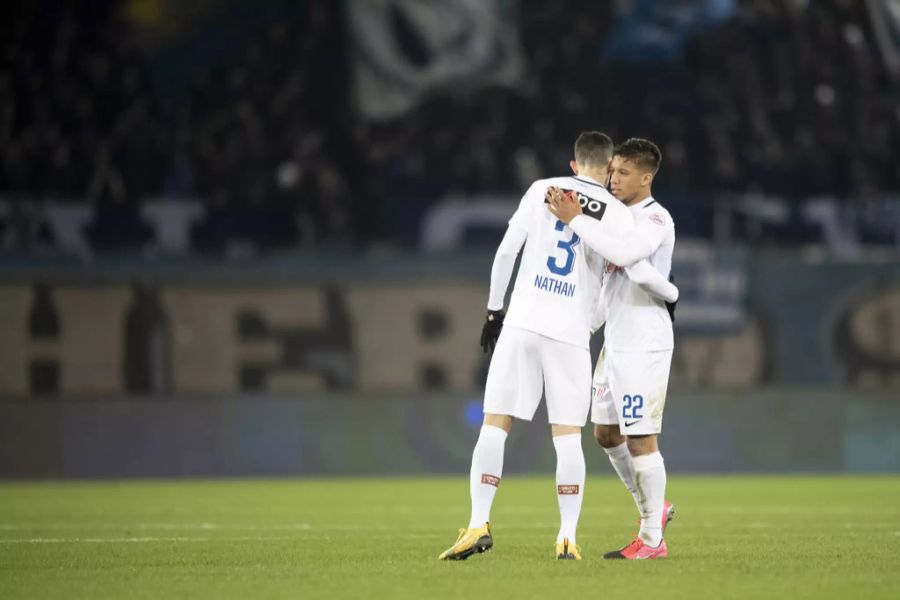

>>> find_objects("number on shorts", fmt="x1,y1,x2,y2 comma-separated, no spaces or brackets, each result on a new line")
623,394,644,420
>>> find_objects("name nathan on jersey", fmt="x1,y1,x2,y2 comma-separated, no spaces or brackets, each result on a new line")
533,274,576,298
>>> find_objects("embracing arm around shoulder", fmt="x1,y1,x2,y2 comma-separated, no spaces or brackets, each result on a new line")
568,214,655,267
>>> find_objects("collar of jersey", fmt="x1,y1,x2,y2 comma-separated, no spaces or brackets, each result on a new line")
573,175,605,188
636,196,657,209
626,195,657,215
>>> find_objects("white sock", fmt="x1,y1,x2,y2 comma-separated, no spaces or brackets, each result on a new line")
603,442,641,512
632,451,666,547
468,425,507,529
553,433,585,544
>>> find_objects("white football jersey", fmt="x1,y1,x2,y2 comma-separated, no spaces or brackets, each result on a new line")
600,196,676,351
502,175,633,349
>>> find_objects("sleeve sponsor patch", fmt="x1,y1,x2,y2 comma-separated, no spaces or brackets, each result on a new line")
649,213,666,226
481,474,501,487
560,188,608,221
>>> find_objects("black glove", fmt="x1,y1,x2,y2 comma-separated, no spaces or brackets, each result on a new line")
480,309,505,353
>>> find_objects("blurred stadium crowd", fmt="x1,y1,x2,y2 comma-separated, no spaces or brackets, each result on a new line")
1,0,899,254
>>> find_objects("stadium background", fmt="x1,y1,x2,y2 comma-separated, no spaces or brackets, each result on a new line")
1,0,899,480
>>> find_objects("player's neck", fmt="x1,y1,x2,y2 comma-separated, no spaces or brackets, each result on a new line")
623,190,652,207
577,168,608,185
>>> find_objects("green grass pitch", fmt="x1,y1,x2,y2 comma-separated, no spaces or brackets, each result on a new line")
1,476,899,599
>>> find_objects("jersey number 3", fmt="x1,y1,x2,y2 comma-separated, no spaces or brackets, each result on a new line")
546,220,580,276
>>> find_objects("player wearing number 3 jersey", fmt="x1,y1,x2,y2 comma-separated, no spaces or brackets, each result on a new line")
439,132,676,562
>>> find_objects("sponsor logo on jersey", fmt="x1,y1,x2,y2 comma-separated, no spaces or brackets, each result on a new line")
564,188,608,221
649,213,666,226
557,484,580,495
533,274,576,297
544,187,608,221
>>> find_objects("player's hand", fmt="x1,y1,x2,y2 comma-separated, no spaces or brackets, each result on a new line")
546,187,582,223
480,309,505,353
545,186,566,208
545,185,563,202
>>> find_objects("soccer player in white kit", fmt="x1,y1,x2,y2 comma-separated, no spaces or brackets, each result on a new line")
548,138,676,560
438,133,676,561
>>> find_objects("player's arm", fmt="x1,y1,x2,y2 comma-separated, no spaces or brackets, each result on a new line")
546,188,661,267
486,223,527,311
625,260,679,303
481,184,534,352
567,214,656,267
590,295,608,334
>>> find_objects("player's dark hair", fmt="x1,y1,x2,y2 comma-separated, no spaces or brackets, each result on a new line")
574,131,614,167
613,138,662,174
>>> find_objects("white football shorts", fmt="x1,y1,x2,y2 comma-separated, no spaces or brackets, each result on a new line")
591,346,673,435
483,325,591,427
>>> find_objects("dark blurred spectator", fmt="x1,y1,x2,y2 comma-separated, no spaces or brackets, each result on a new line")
1,0,898,254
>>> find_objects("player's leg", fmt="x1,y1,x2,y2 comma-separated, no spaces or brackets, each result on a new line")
468,413,512,529
543,338,592,560
590,348,641,511
594,424,641,510
627,433,668,548
550,423,585,559
437,413,510,560
439,327,544,560
602,349,672,560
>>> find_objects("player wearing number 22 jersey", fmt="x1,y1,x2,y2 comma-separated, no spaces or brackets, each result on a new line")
549,137,677,560
439,132,675,562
